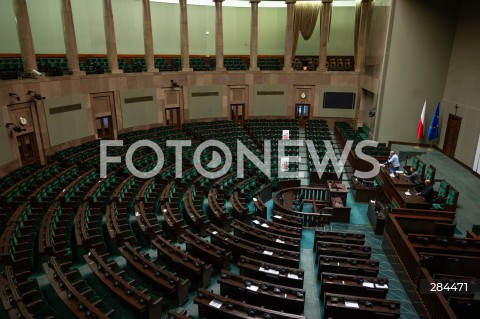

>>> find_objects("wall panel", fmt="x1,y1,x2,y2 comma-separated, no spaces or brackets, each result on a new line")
120,88,159,129
43,95,91,146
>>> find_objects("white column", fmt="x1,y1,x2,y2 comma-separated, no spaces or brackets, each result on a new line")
60,0,84,75
283,0,296,71
142,0,158,72
318,0,332,72
12,0,37,73
103,0,122,73
355,0,373,72
180,0,192,71
214,0,225,71
249,0,260,71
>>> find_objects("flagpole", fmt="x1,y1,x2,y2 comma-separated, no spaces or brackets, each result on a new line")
414,139,421,149
416,101,426,148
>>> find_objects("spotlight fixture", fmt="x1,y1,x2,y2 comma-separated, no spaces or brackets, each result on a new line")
12,126,26,133
5,123,26,133
8,93,20,101
170,80,179,88
31,69,42,77
26,90,45,100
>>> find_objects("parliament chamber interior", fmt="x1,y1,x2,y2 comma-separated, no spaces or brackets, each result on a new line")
1,0,480,318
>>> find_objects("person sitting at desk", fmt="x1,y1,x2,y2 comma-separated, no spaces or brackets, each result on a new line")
416,179,433,208
405,167,422,191
383,151,400,177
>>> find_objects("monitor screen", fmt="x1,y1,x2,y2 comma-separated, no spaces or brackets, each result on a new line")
323,92,356,109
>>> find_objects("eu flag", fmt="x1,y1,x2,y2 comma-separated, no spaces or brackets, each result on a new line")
428,102,440,140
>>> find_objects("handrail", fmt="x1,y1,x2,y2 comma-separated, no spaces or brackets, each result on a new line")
273,186,334,228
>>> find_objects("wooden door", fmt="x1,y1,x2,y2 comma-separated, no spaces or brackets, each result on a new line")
95,116,113,139
17,133,39,165
230,104,245,125
443,114,461,157
295,104,310,128
166,107,181,130
91,92,117,139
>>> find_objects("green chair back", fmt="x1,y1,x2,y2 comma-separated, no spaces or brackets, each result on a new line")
437,180,448,198
412,157,419,169
391,199,399,209
417,161,426,176
425,166,435,181
446,188,457,205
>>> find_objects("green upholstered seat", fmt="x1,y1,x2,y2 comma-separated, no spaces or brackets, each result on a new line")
425,165,435,181
391,199,399,209
374,176,382,187
437,180,448,198
433,187,457,210
412,157,419,170
417,161,426,176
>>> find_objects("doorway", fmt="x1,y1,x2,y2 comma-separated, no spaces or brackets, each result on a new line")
17,133,39,165
91,92,117,139
166,107,182,130
95,116,113,139
230,104,245,125
295,104,310,128
443,114,461,157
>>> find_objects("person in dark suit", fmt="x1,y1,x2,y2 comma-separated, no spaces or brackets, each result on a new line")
417,179,433,208
405,167,422,191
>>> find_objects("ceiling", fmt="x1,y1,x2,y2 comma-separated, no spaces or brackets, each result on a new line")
149,0,357,8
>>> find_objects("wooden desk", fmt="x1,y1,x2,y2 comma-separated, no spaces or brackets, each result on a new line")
43,256,115,319
408,234,480,257
166,309,191,319
271,211,303,227
324,293,400,319
237,255,304,289
314,230,365,250
119,242,190,306
378,168,429,209
207,190,232,231
316,241,371,261
321,272,389,299
161,202,188,241
181,230,231,270
231,220,301,252
254,183,272,218
367,201,386,235
84,249,163,317
207,226,300,268
195,288,306,319
318,255,379,279
183,186,211,236
230,191,252,223
152,235,212,289
253,216,302,239
134,202,162,242
330,196,351,223
75,202,104,250
392,214,456,237
448,297,480,318
327,181,348,203
350,176,382,203
218,271,306,315
380,167,414,188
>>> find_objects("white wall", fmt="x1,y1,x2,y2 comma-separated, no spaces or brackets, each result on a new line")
439,1,480,167
376,0,458,144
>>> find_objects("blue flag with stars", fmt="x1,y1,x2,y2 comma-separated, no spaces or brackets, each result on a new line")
428,102,440,140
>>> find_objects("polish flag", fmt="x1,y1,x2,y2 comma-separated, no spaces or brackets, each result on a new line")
417,101,426,140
